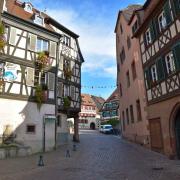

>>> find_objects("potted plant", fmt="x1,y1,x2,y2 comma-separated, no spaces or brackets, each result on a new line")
0,78,4,88
34,84,48,110
63,96,71,109
36,51,49,72
0,22,6,51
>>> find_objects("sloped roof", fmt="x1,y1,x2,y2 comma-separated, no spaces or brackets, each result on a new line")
106,88,119,102
114,4,142,33
81,94,96,106
91,95,105,111
5,0,79,38
122,5,142,22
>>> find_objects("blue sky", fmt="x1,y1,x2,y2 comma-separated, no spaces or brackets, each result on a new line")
28,0,145,99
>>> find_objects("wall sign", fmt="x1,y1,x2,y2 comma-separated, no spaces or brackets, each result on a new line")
4,63,18,82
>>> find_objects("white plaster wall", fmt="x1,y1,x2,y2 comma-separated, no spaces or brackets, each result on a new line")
56,113,69,146
0,99,55,153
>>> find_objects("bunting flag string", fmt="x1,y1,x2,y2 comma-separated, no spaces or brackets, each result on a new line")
81,85,118,89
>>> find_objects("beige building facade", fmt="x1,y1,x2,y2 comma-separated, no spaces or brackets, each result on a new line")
115,5,150,146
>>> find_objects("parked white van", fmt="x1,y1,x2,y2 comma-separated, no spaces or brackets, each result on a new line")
101,124,113,134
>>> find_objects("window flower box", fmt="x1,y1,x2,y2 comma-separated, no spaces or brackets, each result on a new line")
36,51,49,72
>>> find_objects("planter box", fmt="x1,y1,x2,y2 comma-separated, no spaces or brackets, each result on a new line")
17,147,31,157
8,147,17,158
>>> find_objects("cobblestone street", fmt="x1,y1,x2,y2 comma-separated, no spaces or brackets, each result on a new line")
0,130,180,180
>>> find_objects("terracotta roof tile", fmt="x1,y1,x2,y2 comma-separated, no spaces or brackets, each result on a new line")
81,94,96,106
6,0,55,32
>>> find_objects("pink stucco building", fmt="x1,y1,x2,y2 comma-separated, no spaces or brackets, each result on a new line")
115,5,150,146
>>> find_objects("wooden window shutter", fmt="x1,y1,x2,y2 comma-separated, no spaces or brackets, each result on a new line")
29,34,37,51
57,82,63,97
26,67,34,86
156,57,165,81
59,55,64,71
149,20,156,41
48,72,55,90
164,1,172,25
70,86,75,100
49,41,56,57
172,43,180,71
172,0,180,16
144,68,151,89
9,27,17,45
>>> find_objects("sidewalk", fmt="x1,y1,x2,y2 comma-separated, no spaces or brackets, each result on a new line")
0,140,77,179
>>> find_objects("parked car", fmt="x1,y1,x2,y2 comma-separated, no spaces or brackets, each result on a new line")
101,124,113,134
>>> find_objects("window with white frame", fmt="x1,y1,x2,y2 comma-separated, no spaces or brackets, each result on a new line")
151,64,158,82
36,38,49,52
158,11,167,31
145,28,152,45
165,52,175,74
34,15,44,26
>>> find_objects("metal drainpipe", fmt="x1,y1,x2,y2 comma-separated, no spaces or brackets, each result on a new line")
55,39,61,150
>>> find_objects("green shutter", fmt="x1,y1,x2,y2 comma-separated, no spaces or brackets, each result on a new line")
164,1,172,25
144,68,151,89
172,0,180,16
156,57,165,81
172,43,180,71
143,34,147,47
149,20,156,41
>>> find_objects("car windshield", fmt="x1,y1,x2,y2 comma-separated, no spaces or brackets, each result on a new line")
104,126,112,129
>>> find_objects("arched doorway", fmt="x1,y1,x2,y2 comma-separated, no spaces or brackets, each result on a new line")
90,122,95,130
175,110,180,159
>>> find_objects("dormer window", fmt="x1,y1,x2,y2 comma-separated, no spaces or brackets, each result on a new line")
24,3,33,13
34,14,44,26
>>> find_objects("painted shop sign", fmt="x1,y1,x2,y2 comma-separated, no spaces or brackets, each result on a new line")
4,63,18,82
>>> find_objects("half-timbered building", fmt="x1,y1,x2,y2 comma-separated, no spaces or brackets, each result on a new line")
134,0,180,158
100,89,119,124
0,0,83,154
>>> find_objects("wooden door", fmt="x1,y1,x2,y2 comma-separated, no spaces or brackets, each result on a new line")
175,111,180,159
149,118,164,153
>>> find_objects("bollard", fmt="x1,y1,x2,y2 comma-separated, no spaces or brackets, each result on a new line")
66,149,70,157
38,155,44,166
73,144,76,151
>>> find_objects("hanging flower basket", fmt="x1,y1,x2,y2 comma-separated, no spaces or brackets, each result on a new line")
34,84,48,110
64,67,72,80
36,51,49,72
0,23,6,51
63,96,71,109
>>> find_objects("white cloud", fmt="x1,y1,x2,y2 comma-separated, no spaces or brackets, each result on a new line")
47,6,117,79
